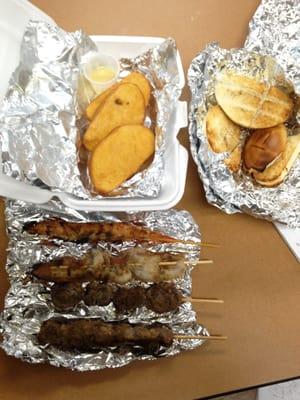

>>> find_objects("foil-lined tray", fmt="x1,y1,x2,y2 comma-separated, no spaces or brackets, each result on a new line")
188,0,300,227
0,21,182,199
0,200,208,370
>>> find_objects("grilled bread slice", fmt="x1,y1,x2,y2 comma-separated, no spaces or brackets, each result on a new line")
253,134,300,187
86,71,151,120
205,105,241,153
83,83,145,151
215,73,293,129
89,125,155,194
244,124,287,172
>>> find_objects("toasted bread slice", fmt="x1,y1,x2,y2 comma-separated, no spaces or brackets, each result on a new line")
89,125,155,194
123,72,151,107
253,134,300,187
244,124,287,172
224,145,242,173
215,72,293,129
83,83,145,151
205,105,241,153
86,71,151,120
85,83,119,121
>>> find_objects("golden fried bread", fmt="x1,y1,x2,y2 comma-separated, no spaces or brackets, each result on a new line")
244,124,287,172
253,134,300,187
205,105,241,153
86,72,151,121
215,73,293,129
85,83,118,120
89,125,155,194
83,83,145,151
123,72,151,107
224,145,242,173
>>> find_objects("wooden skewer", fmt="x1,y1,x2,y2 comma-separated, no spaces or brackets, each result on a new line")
175,335,227,341
128,259,213,268
184,297,224,304
158,260,213,266
175,240,220,248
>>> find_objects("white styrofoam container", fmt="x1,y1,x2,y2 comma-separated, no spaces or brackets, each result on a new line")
0,0,188,211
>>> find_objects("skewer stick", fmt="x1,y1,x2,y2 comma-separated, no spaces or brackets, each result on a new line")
184,297,224,304
175,240,220,248
128,259,213,268
158,260,213,266
175,335,227,341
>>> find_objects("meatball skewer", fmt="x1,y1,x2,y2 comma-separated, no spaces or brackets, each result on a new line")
50,282,223,313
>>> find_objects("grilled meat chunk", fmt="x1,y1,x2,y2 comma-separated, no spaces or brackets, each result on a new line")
113,287,146,313
84,283,114,306
51,283,84,311
146,283,181,313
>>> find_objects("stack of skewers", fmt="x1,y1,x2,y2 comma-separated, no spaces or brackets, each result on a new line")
1,205,225,369
24,219,226,353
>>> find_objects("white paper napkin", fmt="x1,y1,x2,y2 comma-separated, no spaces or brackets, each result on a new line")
274,222,300,263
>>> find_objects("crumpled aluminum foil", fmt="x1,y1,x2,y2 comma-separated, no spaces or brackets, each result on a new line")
0,200,208,370
0,21,181,199
188,0,300,227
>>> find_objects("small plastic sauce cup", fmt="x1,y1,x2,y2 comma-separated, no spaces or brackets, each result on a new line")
83,54,120,94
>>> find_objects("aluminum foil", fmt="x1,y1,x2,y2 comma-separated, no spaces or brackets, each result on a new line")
188,0,300,227
0,200,208,370
0,21,181,198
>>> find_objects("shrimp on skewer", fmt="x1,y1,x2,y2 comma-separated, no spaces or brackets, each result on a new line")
24,220,188,244
32,249,188,284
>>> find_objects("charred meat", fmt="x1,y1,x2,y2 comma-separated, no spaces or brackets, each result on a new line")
84,282,114,306
51,283,84,311
38,318,174,351
113,287,146,313
25,219,178,244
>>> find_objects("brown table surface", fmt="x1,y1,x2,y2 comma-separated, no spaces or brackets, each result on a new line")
1,1,300,399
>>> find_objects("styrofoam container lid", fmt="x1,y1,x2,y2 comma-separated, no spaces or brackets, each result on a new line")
0,0,54,104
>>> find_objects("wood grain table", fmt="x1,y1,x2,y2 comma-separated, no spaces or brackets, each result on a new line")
1,1,300,399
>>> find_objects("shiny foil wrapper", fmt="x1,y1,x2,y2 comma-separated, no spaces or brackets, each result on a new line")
0,200,208,370
188,0,300,227
0,21,181,198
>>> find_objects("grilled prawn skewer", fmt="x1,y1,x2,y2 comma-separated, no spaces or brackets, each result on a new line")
25,219,195,245
32,249,187,284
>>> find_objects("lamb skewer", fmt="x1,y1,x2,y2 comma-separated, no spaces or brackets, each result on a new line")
38,318,226,353
50,282,223,314
24,219,216,247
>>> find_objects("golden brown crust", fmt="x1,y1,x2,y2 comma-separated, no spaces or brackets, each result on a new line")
253,134,300,187
83,83,146,151
89,124,155,194
205,105,241,153
215,72,293,129
243,124,287,172
123,71,151,107
85,72,151,121
224,145,242,173
85,83,118,120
